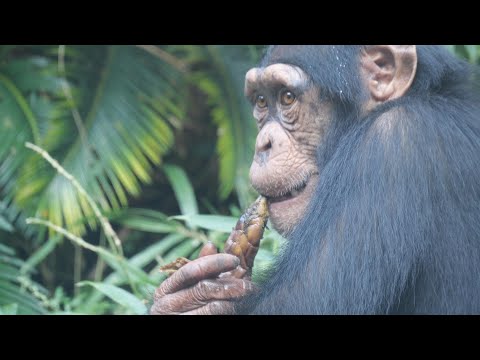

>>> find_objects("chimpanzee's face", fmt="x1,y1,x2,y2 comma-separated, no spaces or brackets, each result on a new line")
245,64,333,235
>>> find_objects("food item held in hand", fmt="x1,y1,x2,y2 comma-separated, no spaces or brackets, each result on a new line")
159,196,269,278
223,196,269,278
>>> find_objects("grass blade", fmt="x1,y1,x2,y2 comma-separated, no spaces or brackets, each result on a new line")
78,281,147,315
164,164,198,228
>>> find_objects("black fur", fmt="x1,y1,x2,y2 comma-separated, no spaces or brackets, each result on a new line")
243,45,480,314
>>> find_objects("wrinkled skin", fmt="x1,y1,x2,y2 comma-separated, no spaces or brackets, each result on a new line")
150,250,255,315
245,64,330,236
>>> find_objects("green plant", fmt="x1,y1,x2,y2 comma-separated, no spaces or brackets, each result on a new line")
1,45,181,238
0,242,45,314
177,45,263,208
19,141,281,314
1,45,268,314
3,45,472,315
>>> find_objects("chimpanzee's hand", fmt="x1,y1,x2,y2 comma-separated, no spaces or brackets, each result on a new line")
150,197,267,315
149,243,257,315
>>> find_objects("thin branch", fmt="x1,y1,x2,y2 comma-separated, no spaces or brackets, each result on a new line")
26,217,139,296
25,142,123,253
135,45,188,72
26,218,101,253
17,275,55,311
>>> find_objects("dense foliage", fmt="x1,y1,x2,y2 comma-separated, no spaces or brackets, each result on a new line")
0,45,476,314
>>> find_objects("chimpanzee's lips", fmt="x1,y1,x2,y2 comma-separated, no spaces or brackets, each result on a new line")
263,174,315,204
266,181,308,203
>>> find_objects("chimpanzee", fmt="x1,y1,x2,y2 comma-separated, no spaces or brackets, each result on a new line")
150,45,480,314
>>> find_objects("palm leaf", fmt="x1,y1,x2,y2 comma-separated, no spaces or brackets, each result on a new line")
0,200,39,241
182,45,263,208
5,45,182,236
0,243,45,314
0,48,63,240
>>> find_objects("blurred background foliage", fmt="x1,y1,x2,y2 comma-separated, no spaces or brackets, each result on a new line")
0,45,476,314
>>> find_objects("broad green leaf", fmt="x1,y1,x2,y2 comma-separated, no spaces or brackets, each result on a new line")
164,164,198,228
111,208,175,233
114,216,175,233
78,282,147,315
171,214,237,233
99,252,157,286
112,208,170,221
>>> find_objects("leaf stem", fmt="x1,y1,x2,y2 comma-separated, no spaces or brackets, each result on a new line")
26,217,140,296
25,142,140,296
25,142,124,254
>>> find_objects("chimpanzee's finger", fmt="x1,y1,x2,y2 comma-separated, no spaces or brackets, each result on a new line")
150,277,253,314
155,254,240,297
198,241,218,257
181,301,237,315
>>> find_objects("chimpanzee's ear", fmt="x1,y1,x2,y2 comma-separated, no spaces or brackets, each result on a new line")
361,45,417,103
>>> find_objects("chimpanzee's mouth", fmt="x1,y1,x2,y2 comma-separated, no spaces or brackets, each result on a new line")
265,177,311,204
